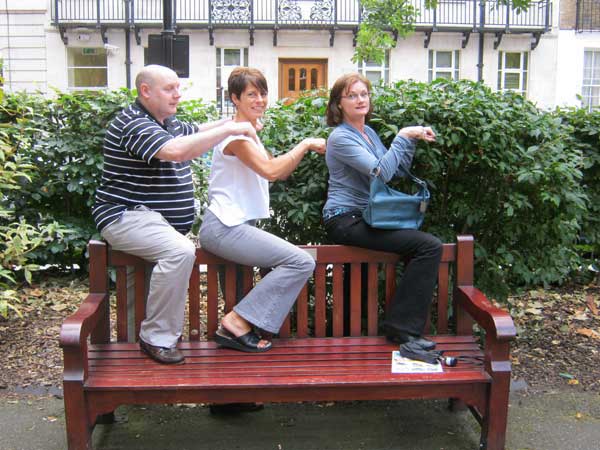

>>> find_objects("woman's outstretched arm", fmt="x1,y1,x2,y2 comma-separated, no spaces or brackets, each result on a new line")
225,137,325,181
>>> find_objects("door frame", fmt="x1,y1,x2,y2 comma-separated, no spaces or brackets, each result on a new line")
278,58,328,100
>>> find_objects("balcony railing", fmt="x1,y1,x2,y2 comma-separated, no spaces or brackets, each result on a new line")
52,0,551,31
577,0,600,31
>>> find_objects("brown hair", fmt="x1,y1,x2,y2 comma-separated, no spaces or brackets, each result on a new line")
326,73,373,127
228,67,268,102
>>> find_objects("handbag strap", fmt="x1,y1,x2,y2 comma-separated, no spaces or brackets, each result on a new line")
373,163,428,189
394,163,428,188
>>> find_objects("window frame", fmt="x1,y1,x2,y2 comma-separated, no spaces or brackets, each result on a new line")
497,51,529,96
216,47,248,117
66,47,108,91
428,49,460,82
582,49,600,112
357,51,390,85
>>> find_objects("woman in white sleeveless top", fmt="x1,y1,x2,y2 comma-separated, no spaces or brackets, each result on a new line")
199,67,325,352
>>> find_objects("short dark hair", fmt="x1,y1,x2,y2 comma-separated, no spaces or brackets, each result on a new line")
326,73,373,127
228,67,268,102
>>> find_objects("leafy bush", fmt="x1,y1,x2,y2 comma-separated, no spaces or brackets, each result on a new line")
553,106,600,275
260,95,331,244
0,90,217,267
257,80,588,299
0,126,33,317
0,122,73,317
0,83,595,301
375,80,587,297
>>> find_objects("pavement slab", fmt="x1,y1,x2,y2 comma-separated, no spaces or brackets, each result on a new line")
0,389,599,450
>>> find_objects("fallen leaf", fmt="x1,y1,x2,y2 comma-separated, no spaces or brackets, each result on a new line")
50,304,68,312
575,412,583,419
568,379,579,385
44,416,58,422
27,288,45,297
573,312,589,321
576,328,600,340
525,308,543,315
586,294,599,316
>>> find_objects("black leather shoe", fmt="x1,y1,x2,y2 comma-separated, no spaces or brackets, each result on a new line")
139,339,185,364
386,333,436,351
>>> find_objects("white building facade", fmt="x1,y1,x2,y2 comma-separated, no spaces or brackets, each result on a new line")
0,0,598,112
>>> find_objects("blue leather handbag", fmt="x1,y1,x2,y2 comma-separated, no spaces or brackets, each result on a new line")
362,166,430,230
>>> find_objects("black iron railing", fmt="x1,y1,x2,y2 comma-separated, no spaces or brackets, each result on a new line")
577,0,600,31
52,0,551,31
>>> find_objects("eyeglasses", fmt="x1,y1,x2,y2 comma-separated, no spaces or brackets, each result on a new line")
342,92,371,101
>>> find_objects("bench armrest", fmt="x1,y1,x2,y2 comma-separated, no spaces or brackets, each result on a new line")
60,293,109,348
455,286,516,342
60,293,109,382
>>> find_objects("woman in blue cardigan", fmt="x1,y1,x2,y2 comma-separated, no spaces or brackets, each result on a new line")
323,73,441,350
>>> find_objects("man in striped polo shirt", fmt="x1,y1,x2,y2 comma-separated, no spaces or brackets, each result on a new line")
92,65,257,364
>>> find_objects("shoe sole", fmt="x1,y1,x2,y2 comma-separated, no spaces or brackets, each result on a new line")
214,328,272,353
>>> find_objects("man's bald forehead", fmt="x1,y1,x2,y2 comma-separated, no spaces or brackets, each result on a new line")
135,65,178,92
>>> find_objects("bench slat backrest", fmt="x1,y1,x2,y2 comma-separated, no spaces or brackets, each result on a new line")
91,236,474,343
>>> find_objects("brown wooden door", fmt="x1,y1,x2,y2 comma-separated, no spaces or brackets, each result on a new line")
279,59,328,101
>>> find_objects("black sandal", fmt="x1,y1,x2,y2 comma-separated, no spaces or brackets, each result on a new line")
215,326,272,353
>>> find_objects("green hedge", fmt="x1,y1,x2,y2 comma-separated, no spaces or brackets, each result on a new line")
1,81,598,300
553,106,600,269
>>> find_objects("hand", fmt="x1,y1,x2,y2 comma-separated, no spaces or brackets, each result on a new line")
398,126,436,143
229,121,258,143
302,138,326,155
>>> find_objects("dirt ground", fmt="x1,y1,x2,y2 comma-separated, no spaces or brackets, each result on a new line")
0,274,598,394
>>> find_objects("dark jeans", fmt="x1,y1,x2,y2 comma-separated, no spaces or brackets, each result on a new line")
324,211,443,337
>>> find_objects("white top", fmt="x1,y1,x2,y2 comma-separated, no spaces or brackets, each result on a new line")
207,134,270,226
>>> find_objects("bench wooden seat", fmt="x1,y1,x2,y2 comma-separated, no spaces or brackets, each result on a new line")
61,235,515,450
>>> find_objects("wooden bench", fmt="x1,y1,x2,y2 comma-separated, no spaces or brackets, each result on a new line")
60,235,516,450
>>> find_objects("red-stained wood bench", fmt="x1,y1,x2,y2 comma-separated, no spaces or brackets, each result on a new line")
60,235,515,450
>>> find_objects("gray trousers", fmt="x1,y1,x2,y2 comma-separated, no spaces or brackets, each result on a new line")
101,207,197,348
199,209,315,333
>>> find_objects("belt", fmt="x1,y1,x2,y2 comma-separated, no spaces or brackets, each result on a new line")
323,207,360,222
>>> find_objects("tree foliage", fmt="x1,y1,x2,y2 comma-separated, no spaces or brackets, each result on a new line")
355,0,535,64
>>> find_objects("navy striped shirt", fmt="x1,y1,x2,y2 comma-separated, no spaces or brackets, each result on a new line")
92,101,199,234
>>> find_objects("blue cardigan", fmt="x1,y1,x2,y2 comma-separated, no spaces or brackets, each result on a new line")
323,122,416,218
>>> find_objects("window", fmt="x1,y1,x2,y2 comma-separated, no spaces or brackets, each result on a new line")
428,50,460,81
582,50,600,111
67,47,107,90
358,51,389,84
497,51,528,95
216,48,248,117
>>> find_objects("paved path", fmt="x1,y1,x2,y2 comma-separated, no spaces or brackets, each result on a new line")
1,388,599,450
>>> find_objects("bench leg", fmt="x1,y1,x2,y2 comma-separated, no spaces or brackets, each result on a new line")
64,382,93,450
480,367,511,450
